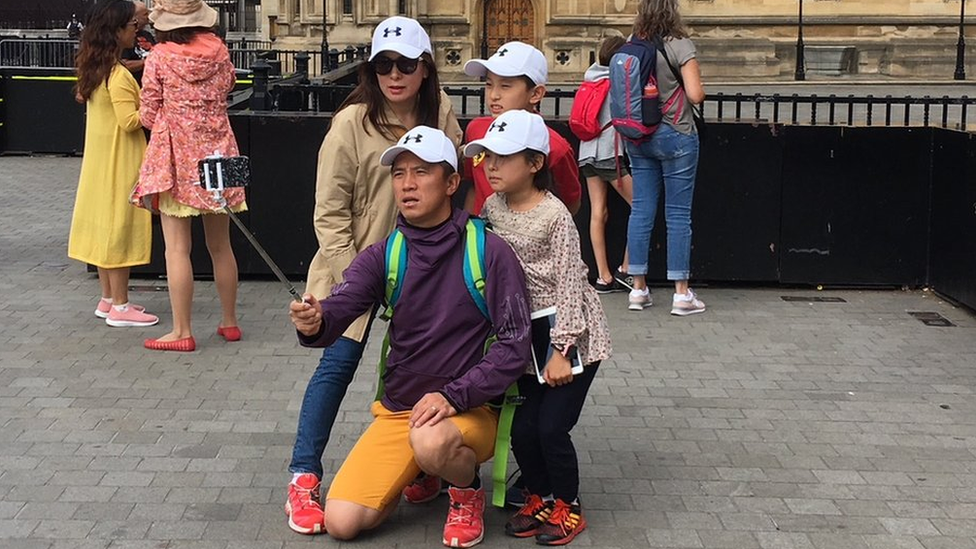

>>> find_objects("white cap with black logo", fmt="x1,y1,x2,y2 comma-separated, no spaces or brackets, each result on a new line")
463,41,548,85
369,16,433,61
381,126,459,172
463,109,550,158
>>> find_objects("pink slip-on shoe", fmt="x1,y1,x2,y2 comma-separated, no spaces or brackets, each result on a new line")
105,305,158,327
95,299,145,319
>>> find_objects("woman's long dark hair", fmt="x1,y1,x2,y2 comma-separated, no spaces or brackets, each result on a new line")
74,0,135,102
338,51,442,141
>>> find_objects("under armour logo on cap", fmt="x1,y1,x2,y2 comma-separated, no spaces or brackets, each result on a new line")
403,133,423,144
383,26,402,38
497,48,509,57
489,121,507,133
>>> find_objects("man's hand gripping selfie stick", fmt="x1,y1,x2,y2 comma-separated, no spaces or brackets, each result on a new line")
200,153,306,303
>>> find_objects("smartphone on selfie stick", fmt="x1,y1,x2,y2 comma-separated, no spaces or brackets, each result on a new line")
197,153,305,303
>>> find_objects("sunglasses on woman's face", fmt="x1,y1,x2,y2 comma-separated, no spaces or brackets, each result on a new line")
371,55,421,76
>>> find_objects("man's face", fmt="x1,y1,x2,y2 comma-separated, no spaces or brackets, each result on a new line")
484,72,545,117
134,2,149,29
391,152,459,228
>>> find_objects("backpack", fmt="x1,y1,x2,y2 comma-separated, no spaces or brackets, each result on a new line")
609,37,662,143
378,217,520,508
568,78,611,141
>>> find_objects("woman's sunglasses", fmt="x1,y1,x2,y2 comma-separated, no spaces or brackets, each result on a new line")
371,55,422,76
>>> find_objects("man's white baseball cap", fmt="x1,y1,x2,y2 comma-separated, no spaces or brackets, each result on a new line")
463,41,548,85
369,16,432,61
381,126,459,172
463,109,550,158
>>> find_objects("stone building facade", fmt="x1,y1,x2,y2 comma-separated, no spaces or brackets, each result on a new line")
261,0,975,80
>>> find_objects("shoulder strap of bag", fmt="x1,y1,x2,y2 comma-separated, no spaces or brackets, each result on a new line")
653,36,705,123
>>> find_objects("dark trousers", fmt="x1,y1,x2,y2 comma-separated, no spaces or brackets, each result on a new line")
511,362,599,502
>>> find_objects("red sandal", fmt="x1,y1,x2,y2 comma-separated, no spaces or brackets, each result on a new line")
217,326,242,342
144,336,196,352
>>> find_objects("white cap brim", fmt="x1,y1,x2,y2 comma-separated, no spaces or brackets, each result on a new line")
466,58,535,79
380,145,458,172
369,43,426,61
463,136,530,158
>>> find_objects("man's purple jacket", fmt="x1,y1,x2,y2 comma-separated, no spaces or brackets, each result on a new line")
299,209,533,413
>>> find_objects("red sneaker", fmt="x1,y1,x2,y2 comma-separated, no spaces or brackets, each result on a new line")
284,473,325,535
403,473,443,503
535,499,586,546
442,485,485,548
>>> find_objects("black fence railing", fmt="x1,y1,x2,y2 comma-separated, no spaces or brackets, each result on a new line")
0,39,77,68
228,44,367,76
707,93,974,130
251,82,975,131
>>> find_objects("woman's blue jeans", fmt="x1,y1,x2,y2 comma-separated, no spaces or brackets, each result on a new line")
625,124,700,280
288,334,369,478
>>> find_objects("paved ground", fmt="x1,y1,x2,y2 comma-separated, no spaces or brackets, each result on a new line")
2,155,976,549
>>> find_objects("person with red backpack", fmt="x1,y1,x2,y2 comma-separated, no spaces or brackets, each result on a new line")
610,0,707,315
572,35,634,294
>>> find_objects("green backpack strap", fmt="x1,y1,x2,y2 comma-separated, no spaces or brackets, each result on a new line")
492,381,521,507
381,229,407,322
462,218,490,319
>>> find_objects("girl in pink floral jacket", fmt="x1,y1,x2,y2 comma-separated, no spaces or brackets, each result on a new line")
133,0,245,352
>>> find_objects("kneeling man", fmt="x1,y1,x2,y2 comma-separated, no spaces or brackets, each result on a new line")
290,126,532,547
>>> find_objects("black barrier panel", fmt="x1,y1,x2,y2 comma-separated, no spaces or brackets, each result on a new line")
556,121,782,284
690,123,783,282
244,113,330,278
780,126,930,286
1,68,84,154
930,129,976,310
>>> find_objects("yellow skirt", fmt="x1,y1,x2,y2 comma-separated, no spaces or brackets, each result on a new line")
158,191,248,217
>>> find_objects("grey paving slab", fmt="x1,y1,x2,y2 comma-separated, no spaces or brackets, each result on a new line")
1,155,976,548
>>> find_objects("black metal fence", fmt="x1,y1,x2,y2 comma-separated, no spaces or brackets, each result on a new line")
707,92,974,131
228,44,368,76
250,80,976,132
0,39,77,69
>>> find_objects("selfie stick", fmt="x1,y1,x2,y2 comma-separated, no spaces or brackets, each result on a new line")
202,156,305,303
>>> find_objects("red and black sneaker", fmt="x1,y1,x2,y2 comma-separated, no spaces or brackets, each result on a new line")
504,494,553,538
534,499,586,546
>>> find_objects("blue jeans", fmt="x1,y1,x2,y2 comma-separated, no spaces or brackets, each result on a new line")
625,124,700,280
289,334,369,478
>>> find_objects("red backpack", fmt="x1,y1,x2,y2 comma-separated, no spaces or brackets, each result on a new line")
569,78,612,141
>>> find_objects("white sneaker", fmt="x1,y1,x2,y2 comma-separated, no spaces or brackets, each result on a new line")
628,288,652,311
671,289,706,316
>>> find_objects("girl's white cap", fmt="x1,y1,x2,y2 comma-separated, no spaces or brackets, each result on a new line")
463,109,551,158
464,41,548,86
381,126,459,172
369,16,432,61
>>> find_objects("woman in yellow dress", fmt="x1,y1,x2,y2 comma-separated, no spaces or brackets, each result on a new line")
68,0,159,328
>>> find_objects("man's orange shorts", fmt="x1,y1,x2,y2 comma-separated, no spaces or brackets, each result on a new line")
326,401,498,510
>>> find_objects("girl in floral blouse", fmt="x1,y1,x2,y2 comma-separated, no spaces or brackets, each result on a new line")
131,0,245,352
464,109,612,546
